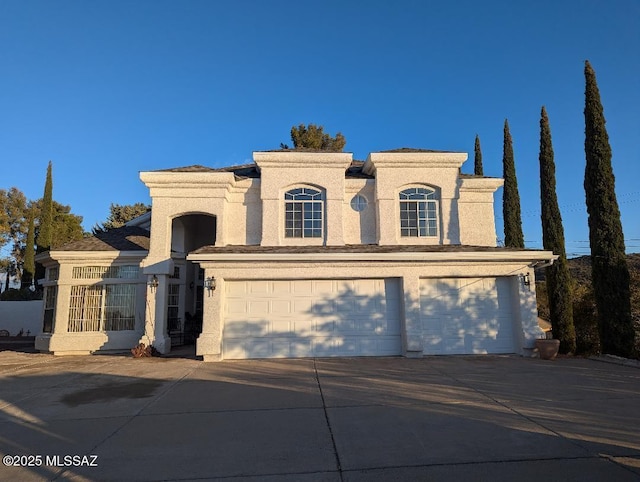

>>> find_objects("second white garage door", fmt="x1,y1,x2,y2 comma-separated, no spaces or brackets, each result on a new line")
223,279,402,359
421,277,517,355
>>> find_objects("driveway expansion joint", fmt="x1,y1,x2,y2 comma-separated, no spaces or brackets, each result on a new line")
314,358,344,482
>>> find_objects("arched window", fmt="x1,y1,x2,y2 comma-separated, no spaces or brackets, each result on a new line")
285,187,323,238
399,187,438,237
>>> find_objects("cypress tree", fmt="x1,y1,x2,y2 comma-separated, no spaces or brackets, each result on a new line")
502,120,525,248
539,106,576,353
583,60,634,357
37,161,53,252
21,209,35,289
474,134,484,176
35,161,53,285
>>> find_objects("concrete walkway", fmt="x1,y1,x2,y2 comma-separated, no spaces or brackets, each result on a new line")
0,351,639,481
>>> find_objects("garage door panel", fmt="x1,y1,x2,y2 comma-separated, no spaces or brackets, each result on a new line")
421,277,516,355
293,280,313,294
312,300,335,315
248,300,269,315
249,281,270,294
292,298,313,314
272,281,292,294
224,279,402,359
226,281,248,295
313,280,334,294
271,300,291,315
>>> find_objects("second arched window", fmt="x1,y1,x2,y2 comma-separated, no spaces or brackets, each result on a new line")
285,188,323,238
399,187,438,237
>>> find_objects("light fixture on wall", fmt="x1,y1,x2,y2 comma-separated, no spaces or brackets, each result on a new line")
204,276,216,294
148,275,159,292
520,272,531,288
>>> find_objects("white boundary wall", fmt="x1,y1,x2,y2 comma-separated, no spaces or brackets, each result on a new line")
0,301,43,336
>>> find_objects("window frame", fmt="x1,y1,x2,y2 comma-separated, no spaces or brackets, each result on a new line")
68,282,138,332
284,187,324,239
399,187,439,238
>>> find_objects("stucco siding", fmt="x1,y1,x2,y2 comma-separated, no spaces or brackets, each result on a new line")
343,179,376,244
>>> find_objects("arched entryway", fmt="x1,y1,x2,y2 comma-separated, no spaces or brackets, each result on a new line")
167,213,216,354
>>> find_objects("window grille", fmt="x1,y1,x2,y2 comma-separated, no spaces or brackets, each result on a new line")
285,187,323,238
399,187,438,237
47,267,59,281
167,284,181,332
42,286,57,333
68,284,136,332
72,265,139,280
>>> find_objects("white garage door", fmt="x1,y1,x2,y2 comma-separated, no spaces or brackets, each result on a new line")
420,277,516,355
223,279,402,359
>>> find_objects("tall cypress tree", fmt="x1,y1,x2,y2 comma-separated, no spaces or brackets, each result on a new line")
36,161,53,253
502,120,525,248
35,161,53,285
21,209,35,289
474,134,484,176
539,106,576,353
583,60,634,357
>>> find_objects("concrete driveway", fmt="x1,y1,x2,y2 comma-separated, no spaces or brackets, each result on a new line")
0,351,639,482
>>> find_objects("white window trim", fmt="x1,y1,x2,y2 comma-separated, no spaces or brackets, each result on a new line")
397,186,441,244
283,186,325,243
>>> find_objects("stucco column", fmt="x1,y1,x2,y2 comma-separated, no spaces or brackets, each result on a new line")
516,269,545,355
139,274,171,354
52,284,71,334
197,273,224,361
325,194,345,246
439,198,460,244
377,198,397,246
36,271,71,352
260,198,280,246
401,275,423,357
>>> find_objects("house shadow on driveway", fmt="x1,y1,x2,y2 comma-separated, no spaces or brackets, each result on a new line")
0,354,639,481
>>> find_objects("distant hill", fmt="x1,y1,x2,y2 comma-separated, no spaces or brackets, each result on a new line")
536,253,640,356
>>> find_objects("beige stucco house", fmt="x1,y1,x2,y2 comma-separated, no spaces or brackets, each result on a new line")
35,149,554,360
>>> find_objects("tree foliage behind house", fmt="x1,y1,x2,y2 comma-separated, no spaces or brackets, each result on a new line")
93,203,150,233
21,210,35,288
0,166,83,290
36,161,53,254
474,134,484,176
281,124,346,152
583,60,634,357
537,254,639,357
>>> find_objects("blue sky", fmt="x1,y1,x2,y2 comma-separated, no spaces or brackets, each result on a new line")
1,0,638,256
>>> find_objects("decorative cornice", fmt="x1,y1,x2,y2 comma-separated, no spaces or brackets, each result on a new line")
139,171,236,189
253,151,353,170
458,177,504,192
363,152,468,175
188,249,557,264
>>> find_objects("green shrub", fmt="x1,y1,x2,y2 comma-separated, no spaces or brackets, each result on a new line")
0,288,43,301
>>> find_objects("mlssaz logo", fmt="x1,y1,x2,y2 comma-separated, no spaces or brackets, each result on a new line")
45,455,99,467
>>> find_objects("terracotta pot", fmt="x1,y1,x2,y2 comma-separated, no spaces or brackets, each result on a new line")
535,339,560,360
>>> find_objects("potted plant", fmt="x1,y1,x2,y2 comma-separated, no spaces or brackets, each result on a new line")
535,333,560,360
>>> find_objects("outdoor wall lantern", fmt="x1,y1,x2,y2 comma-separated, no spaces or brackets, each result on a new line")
148,275,159,292
520,272,531,288
204,276,217,294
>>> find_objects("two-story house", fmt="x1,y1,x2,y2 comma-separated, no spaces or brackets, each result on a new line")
35,149,554,360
